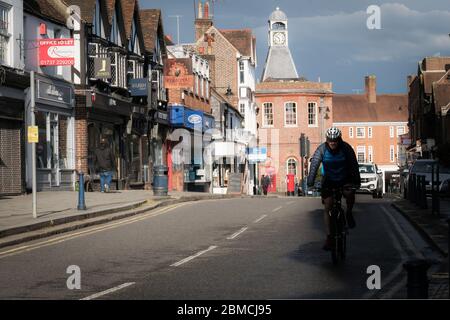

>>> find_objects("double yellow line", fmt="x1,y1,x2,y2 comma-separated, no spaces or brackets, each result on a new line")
0,203,186,259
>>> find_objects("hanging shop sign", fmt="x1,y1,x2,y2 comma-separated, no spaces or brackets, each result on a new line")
164,59,194,88
154,110,169,125
39,38,75,66
129,78,148,97
94,57,112,79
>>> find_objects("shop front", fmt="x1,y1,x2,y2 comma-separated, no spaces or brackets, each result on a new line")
0,72,26,195
26,74,75,191
85,91,132,191
126,106,148,189
167,105,214,192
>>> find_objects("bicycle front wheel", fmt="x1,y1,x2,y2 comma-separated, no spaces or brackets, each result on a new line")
330,209,340,265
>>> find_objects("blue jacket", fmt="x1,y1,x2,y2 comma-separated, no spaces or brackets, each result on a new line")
307,141,361,187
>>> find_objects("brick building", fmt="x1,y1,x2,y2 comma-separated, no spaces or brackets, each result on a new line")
333,75,408,192
192,0,258,194
256,8,333,193
407,57,450,165
165,44,213,192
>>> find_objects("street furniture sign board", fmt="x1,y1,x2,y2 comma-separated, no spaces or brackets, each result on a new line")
28,126,38,143
39,39,75,66
227,173,243,195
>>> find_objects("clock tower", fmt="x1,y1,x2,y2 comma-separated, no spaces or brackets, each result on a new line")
261,7,299,81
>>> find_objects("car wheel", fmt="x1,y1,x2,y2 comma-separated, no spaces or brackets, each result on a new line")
378,191,383,198
372,192,377,199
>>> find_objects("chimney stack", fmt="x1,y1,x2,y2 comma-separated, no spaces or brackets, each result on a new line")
365,75,377,103
204,1,209,19
195,1,213,42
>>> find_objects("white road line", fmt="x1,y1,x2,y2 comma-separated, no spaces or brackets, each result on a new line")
0,203,185,259
80,282,135,300
381,206,423,259
254,215,267,223
363,205,423,299
272,206,283,212
170,246,218,267
227,227,248,240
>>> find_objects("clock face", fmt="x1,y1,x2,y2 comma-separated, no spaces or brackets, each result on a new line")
273,32,286,45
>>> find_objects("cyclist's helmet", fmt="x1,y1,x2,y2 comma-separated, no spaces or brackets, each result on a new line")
326,127,342,141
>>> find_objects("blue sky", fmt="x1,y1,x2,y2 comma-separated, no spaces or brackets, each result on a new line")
140,0,450,94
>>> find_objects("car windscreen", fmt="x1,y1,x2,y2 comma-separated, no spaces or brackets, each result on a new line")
359,165,375,173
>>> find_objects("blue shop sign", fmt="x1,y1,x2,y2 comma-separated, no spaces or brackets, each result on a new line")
184,109,203,130
129,78,148,97
169,105,185,126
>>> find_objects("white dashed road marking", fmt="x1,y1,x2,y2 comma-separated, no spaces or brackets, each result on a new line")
170,246,218,267
254,215,267,223
227,227,248,240
80,282,135,300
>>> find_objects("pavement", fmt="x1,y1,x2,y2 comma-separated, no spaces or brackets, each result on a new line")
0,190,248,249
390,193,450,299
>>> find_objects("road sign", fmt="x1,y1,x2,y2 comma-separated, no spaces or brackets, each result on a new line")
28,126,38,143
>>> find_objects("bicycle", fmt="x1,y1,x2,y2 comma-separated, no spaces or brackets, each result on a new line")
328,187,348,265
313,185,353,265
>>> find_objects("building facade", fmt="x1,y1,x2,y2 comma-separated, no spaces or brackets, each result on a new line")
333,76,408,192
256,7,333,193
407,57,450,166
165,44,213,192
0,0,25,195
193,0,258,194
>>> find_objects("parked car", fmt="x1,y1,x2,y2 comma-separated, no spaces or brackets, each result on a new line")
404,159,450,194
358,163,383,198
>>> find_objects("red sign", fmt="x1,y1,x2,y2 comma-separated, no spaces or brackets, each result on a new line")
164,59,194,88
39,39,75,66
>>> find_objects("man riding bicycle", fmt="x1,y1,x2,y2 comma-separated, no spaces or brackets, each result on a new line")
307,127,361,251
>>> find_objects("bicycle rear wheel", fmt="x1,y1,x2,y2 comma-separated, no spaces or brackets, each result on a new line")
338,209,347,260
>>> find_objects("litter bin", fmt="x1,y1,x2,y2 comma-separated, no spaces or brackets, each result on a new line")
153,165,168,196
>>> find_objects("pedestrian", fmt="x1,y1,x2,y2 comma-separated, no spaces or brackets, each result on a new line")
261,174,268,195
94,137,116,193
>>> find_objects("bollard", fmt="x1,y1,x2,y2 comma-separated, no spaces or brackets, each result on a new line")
403,259,431,299
431,163,440,216
419,175,427,209
77,171,87,210
416,175,422,207
422,175,428,209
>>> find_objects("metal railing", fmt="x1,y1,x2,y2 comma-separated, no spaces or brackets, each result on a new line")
406,161,440,215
